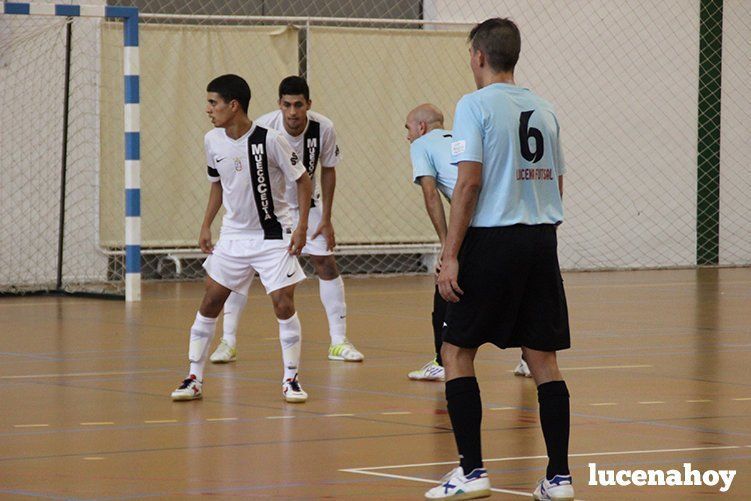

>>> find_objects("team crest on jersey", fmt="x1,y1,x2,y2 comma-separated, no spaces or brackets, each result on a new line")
233,157,242,172
290,152,299,165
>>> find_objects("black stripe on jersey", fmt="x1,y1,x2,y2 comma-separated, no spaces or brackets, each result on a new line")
247,126,283,240
303,120,321,207
207,165,219,177
442,133,453,138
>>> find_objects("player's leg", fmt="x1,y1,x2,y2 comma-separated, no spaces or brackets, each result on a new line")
309,254,364,362
521,225,573,500
525,348,573,501
210,291,247,363
171,275,231,401
425,341,491,500
255,237,308,402
270,284,307,403
408,285,446,381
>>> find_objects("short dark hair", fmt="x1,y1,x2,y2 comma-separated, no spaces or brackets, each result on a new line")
206,74,251,113
468,18,521,73
278,75,310,100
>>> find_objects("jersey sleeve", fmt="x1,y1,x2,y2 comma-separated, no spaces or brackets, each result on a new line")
410,139,437,184
450,94,484,165
319,122,340,168
270,132,307,182
204,134,220,182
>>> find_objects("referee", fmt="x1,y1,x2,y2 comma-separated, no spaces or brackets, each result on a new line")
425,18,573,501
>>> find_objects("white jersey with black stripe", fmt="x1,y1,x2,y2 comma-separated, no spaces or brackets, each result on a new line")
255,110,340,209
204,125,306,239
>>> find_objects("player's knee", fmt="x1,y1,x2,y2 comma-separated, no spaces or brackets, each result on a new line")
272,292,295,319
312,256,338,280
199,295,224,318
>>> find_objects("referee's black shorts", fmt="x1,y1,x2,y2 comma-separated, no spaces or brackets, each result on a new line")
442,224,570,352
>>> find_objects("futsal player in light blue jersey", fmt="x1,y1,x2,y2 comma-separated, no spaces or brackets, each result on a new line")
404,103,532,382
427,18,573,501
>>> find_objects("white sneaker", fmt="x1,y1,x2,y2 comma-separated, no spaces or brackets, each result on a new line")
210,340,237,363
513,357,533,378
171,374,202,401
408,359,446,381
282,374,308,403
328,339,364,362
424,467,491,499
533,474,574,501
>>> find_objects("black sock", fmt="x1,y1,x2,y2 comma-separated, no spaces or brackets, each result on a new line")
537,380,570,479
432,286,448,366
446,376,483,475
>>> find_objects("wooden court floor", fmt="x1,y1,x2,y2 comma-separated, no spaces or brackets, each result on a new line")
1,268,750,499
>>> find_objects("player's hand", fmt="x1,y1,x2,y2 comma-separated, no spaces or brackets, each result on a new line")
312,219,336,251
199,226,213,254
289,226,307,256
437,256,463,302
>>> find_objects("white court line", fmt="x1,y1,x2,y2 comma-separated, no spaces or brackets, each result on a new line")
144,419,177,424
266,415,295,420
0,369,166,379
490,407,515,411
686,399,712,403
80,422,114,426
638,401,665,405
732,397,751,401
343,444,746,472
83,457,105,461
206,417,238,422
324,413,355,417
342,444,747,499
590,402,618,406
339,469,533,497
381,411,411,415
13,423,49,428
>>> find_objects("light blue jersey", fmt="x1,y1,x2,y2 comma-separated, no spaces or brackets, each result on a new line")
451,83,565,227
410,128,458,200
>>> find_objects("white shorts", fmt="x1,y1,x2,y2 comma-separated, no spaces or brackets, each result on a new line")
292,205,333,257
202,235,306,295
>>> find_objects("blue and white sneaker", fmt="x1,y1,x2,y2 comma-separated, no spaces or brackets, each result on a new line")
533,474,574,501
408,359,445,381
425,467,491,499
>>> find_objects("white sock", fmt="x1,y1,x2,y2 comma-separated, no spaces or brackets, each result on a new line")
278,312,302,381
222,291,247,348
319,276,347,345
188,312,217,381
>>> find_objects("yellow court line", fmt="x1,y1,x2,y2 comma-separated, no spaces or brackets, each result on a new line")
560,364,652,371
324,413,355,417
80,422,114,426
490,407,515,411
13,423,49,428
732,397,751,401
83,457,105,461
206,417,239,422
638,401,665,405
686,399,712,403
144,419,177,424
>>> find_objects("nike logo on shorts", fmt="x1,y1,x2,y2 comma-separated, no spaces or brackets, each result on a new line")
286,271,296,278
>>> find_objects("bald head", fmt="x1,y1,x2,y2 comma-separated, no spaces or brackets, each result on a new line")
405,103,445,143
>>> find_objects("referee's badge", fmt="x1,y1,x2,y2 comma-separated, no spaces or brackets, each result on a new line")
233,158,242,172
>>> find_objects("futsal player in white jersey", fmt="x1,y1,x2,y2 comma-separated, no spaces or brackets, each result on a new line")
171,74,313,403
210,76,364,364
405,103,532,382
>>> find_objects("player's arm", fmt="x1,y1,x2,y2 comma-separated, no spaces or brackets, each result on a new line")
418,176,448,245
439,162,482,302
199,181,223,253
292,172,313,255
313,166,336,250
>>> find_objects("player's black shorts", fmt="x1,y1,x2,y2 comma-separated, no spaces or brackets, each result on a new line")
442,224,570,351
